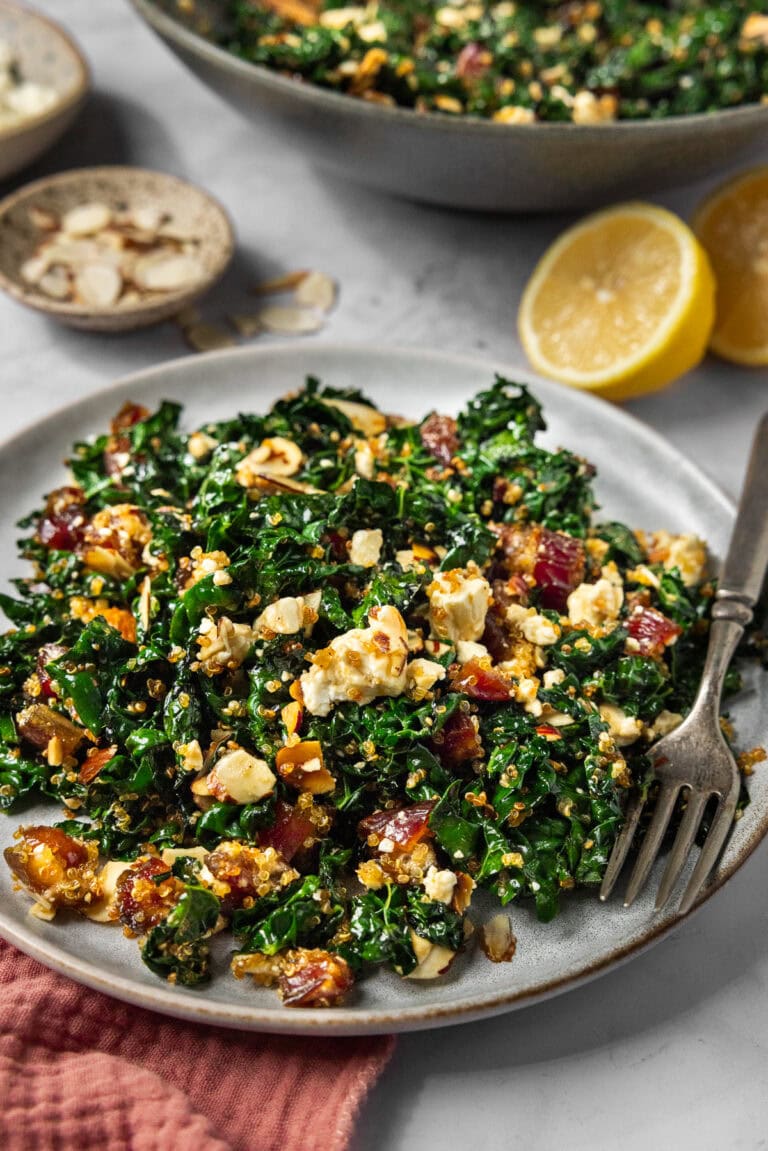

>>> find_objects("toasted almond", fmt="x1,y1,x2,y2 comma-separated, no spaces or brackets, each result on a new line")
319,396,387,435
230,312,263,338
28,205,58,231
61,201,113,237
74,263,123,308
258,304,324,335
295,270,337,312
134,253,204,292
43,239,126,269
130,205,164,234
38,267,71,300
252,270,309,295
185,322,237,353
478,913,517,962
20,254,49,285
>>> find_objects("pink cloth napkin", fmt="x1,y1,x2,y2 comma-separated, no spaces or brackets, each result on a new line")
0,939,394,1151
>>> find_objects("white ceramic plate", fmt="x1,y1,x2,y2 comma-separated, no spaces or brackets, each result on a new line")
1,344,766,1036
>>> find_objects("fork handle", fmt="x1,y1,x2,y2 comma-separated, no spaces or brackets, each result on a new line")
718,411,768,609
693,413,768,715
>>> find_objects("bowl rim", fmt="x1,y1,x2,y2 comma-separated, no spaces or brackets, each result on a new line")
0,0,90,143
130,0,768,138
0,163,236,321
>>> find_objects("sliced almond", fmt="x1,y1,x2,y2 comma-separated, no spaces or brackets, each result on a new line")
74,263,123,308
28,205,59,231
478,913,517,963
247,472,324,496
20,254,49,285
80,860,133,923
38,267,71,300
230,312,263,338
252,269,309,295
185,322,236,353
134,253,204,292
130,205,164,234
295,270,337,312
258,304,324,335
41,239,111,267
61,201,113,237
319,396,387,435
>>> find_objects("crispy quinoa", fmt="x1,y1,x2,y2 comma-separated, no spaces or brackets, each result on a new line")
219,0,768,122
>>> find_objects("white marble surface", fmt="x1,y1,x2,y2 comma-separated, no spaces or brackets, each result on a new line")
2,3,768,1148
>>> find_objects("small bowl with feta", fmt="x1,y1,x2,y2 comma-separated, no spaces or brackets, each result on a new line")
0,1,89,181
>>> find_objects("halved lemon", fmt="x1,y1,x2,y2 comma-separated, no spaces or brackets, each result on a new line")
518,203,715,401
693,167,768,366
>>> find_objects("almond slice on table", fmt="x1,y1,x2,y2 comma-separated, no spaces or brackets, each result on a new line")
252,270,309,295
184,322,236,352
258,304,324,335
230,313,263,338
294,270,337,312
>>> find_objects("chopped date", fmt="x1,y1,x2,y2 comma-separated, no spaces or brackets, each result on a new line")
111,401,150,434
115,857,184,934
205,841,298,909
78,744,118,784
448,658,511,702
626,604,682,655
3,825,96,907
431,710,482,765
16,703,86,758
278,948,354,1008
359,801,436,851
420,413,459,466
259,800,317,862
104,401,150,478
497,524,584,610
36,486,87,551
35,643,67,699
455,42,490,80
533,529,585,611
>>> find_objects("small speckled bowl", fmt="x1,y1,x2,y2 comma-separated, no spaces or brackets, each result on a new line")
0,165,235,331
0,0,89,181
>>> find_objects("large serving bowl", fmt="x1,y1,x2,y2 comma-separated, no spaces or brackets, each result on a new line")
129,0,768,213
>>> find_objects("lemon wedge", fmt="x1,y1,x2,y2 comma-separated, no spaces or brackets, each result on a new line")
693,167,768,366
518,203,715,401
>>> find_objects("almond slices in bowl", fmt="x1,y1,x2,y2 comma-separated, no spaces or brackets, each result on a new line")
0,166,234,331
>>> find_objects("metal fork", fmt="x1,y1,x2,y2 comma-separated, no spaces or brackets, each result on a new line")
600,412,768,916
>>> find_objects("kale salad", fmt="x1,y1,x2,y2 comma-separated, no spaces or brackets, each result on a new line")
0,377,743,1007
221,0,768,123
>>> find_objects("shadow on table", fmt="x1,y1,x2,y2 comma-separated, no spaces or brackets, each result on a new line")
3,239,276,378
0,90,184,197
352,841,768,1151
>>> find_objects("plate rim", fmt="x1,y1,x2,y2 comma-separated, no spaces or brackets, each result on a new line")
3,339,766,1037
